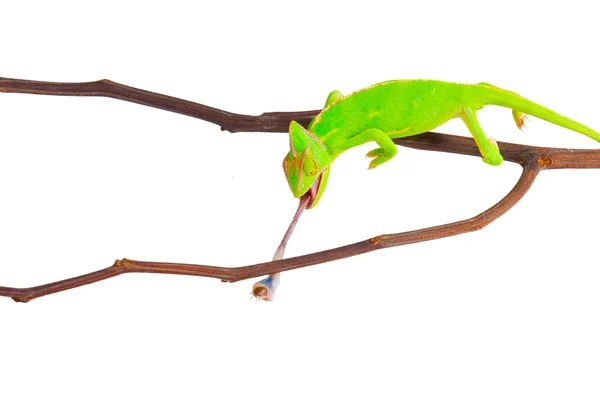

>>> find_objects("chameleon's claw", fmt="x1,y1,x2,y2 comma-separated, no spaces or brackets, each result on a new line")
366,148,393,169
513,110,530,130
366,148,383,159
482,137,503,166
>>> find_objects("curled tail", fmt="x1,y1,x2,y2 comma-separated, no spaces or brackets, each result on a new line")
476,83,600,142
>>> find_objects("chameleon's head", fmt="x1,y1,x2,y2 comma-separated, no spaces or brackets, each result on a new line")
283,121,331,209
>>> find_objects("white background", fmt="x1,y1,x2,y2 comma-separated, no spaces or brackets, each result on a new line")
1,1,599,397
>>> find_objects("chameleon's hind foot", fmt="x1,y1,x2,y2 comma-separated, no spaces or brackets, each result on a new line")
366,148,395,169
512,110,529,130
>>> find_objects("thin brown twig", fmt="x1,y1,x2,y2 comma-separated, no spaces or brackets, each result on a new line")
0,76,597,302
0,76,319,132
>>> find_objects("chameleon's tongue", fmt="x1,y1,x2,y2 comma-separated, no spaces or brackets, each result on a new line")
252,193,311,301
301,171,323,208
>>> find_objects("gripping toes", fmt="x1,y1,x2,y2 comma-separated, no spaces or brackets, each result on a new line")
460,107,504,166
483,137,503,165
512,110,529,130
340,128,398,169
366,147,395,169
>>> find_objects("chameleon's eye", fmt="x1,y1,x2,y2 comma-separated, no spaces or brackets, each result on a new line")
303,158,317,176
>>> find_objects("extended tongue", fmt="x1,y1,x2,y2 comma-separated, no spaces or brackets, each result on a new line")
252,194,311,301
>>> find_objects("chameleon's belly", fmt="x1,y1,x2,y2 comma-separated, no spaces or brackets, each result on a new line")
315,80,464,142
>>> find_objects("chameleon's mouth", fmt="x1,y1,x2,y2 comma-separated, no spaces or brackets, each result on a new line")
301,170,324,209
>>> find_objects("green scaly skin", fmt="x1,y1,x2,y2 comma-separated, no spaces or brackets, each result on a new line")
283,80,600,208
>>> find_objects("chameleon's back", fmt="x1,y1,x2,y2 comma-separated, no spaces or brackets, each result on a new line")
311,80,467,142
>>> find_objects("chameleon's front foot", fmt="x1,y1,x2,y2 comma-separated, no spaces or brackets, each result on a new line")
340,128,398,170
365,147,397,169
252,273,280,302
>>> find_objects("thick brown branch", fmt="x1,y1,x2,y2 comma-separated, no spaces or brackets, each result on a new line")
0,76,598,302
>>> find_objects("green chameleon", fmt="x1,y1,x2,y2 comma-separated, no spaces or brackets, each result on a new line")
283,80,600,208
253,79,600,301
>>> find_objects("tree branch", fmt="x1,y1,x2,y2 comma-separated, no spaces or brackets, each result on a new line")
0,76,318,132
0,77,597,302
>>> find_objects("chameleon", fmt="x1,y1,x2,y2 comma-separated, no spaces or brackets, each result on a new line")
252,79,600,301
283,80,600,209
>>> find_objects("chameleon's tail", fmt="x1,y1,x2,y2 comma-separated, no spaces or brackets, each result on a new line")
479,84,600,142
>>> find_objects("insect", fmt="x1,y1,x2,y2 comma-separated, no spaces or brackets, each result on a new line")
252,79,600,301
